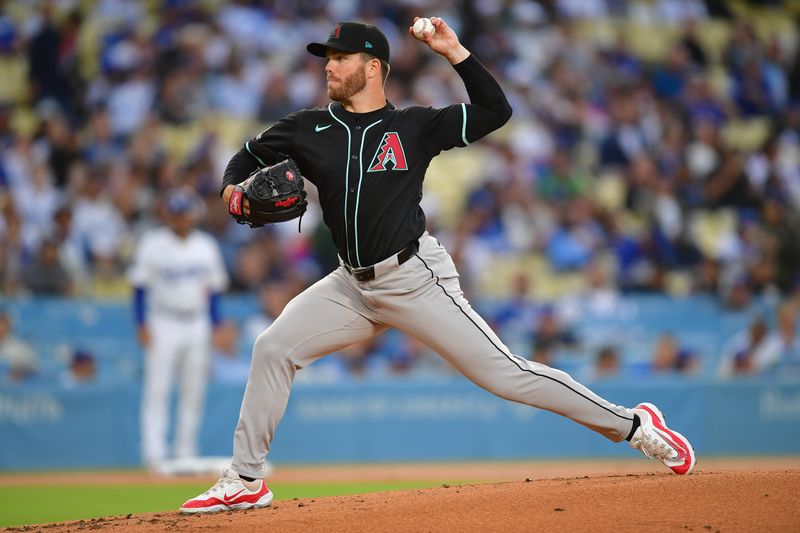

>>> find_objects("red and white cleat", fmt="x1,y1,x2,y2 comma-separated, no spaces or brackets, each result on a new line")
180,468,273,514
630,402,696,475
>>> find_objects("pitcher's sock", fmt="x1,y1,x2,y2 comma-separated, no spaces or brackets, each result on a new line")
625,414,641,441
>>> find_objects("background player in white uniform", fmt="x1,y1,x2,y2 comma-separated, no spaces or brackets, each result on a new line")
129,188,228,470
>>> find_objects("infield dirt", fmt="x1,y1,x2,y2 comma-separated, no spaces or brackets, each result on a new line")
3,460,798,532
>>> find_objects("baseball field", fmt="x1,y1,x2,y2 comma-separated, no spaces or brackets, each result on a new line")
1,458,798,532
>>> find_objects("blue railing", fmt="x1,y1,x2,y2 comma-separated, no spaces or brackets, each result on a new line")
1,295,797,469
1,379,799,469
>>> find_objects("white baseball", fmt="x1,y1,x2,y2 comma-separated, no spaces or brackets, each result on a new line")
412,18,434,40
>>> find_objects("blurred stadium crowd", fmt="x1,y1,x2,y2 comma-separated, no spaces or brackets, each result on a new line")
1,0,799,385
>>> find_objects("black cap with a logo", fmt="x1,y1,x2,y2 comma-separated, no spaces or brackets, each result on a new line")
307,22,390,63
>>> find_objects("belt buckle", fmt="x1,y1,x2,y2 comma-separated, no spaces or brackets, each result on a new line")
351,266,374,282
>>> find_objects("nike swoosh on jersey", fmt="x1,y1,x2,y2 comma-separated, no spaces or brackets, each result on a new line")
315,124,332,132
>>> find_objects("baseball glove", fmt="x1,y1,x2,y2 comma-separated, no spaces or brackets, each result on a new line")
228,158,308,228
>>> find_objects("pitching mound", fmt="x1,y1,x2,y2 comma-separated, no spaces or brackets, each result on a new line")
15,470,797,532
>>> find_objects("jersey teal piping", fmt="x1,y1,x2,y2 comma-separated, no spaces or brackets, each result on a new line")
327,104,354,266
245,141,268,166
460,103,469,146
354,119,384,267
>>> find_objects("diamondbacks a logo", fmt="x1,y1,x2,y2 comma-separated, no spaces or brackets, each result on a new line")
331,24,341,39
368,132,408,172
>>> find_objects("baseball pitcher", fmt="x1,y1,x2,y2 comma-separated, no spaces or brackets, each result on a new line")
181,19,695,513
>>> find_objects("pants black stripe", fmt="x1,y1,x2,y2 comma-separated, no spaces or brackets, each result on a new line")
414,253,633,422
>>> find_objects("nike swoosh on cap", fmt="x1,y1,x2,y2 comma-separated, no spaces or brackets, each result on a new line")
315,124,332,132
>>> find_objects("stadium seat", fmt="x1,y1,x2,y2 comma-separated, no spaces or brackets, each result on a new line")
722,118,771,152
574,18,617,50
751,10,799,47
707,64,732,101
623,22,680,63
689,209,736,259
10,107,38,137
425,149,486,226
665,270,693,297
695,20,732,64
159,122,205,162
206,114,258,148
592,171,626,211
0,57,27,104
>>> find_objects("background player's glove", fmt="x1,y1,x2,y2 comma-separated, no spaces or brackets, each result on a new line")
228,159,308,228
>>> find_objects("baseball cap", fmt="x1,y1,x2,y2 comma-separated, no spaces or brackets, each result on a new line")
166,188,201,215
307,22,390,63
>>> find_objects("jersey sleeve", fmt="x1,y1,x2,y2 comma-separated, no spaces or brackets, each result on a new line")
420,104,471,156
422,54,512,156
245,112,299,167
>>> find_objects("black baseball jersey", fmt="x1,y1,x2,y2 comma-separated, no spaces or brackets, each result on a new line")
223,54,512,268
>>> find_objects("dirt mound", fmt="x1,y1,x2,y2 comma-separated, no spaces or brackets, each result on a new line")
13,470,798,532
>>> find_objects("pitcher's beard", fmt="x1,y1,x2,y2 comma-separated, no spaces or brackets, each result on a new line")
328,67,367,102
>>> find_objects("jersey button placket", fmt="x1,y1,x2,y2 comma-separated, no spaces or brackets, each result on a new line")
346,140,360,266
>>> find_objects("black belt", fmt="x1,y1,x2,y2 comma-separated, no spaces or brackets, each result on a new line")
343,240,418,282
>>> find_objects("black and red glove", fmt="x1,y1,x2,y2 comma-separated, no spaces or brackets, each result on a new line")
228,159,308,228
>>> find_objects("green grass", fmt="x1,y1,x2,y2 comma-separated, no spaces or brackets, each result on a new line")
0,480,449,528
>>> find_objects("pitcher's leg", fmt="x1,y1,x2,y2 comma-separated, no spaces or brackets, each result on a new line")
232,270,385,479
380,239,634,441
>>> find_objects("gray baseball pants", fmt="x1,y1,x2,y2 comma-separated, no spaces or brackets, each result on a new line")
231,232,635,478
